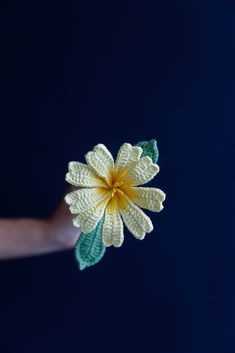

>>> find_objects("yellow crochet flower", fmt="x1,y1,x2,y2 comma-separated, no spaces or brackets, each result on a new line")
65,143,165,247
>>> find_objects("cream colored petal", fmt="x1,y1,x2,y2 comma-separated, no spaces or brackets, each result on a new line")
64,188,108,214
102,198,124,247
122,156,159,187
85,144,114,184
73,197,109,234
65,161,107,187
114,143,142,174
118,192,153,240
123,187,166,212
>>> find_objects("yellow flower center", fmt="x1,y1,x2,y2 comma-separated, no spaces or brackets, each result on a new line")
110,179,124,198
113,180,123,188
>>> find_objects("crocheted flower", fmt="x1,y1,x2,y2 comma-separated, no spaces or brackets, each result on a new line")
65,142,165,248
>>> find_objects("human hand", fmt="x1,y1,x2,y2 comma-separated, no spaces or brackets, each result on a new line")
47,187,81,250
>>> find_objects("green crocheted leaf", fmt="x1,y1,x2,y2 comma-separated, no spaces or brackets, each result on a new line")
75,218,106,271
135,139,159,163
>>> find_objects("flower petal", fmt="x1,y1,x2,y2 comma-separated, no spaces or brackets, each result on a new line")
102,198,124,247
115,143,142,174
118,192,153,240
85,144,114,185
123,187,166,212
73,197,109,234
121,156,159,187
64,188,108,214
65,161,107,187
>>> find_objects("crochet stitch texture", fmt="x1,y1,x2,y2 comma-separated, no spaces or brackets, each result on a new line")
65,142,165,249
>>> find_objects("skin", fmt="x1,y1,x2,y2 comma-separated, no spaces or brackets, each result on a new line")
0,188,81,259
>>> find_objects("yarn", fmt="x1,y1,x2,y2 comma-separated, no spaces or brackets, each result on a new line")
65,139,166,270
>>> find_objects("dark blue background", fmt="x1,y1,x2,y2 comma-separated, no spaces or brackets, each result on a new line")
0,1,234,352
